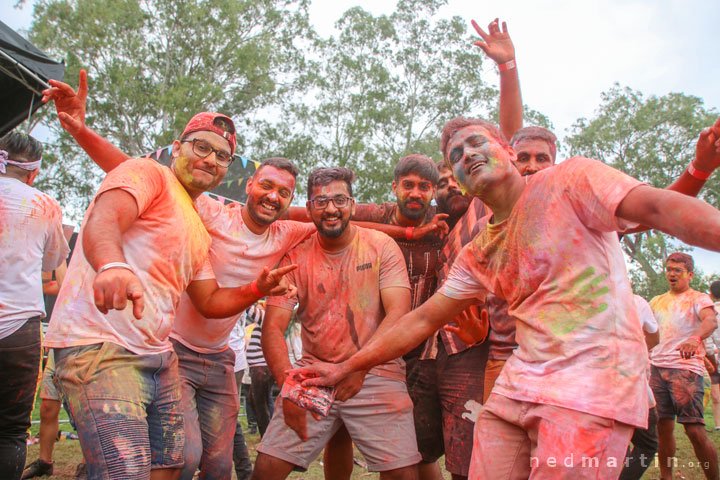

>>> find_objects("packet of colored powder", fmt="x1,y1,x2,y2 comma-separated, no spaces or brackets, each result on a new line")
281,371,336,417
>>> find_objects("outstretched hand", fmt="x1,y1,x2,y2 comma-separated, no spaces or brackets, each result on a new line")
256,264,298,297
694,116,720,173
41,69,88,136
289,362,348,388
444,305,489,346
471,18,515,65
415,213,450,240
93,267,144,319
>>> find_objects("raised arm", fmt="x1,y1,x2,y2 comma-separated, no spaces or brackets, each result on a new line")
677,307,719,360
616,185,720,251
185,265,297,319
83,189,144,318
472,18,523,140
296,292,476,387
41,69,130,173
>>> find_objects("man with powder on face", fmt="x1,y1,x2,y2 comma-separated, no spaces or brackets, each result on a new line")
41,74,317,480
297,114,720,479
649,252,718,480
0,132,69,480
41,103,296,479
252,167,420,480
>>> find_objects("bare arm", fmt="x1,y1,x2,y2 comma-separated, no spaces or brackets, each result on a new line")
42,69,130,173
472,18,523,140
297,292,476,386
42,261,68,295
185,265,298,319
644,330,660,351
677,307,719,359
262,305,294,387
624,118,720,234
616,185,720,252
83,189,144,318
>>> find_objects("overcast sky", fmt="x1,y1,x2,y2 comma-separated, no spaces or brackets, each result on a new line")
5,0,720,275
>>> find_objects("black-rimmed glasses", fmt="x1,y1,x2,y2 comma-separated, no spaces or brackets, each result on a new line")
309,195,352,209
181,139,234,167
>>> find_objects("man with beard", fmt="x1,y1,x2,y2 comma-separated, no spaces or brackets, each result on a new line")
42,74,312,480
252,167,420,480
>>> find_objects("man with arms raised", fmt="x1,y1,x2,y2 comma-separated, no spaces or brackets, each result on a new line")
252,167,420,480
43,111,294,480
299,116,720,479
650,253,718,480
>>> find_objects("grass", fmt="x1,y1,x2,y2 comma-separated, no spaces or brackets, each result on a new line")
23,391,720,479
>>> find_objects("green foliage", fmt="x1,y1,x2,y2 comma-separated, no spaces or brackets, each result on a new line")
566,84,719,299
28,0,311,220
250,0,506,202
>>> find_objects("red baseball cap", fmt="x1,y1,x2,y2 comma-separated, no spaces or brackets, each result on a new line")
182,112,237,155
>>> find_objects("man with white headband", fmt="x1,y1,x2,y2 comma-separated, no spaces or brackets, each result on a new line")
0,131,70,480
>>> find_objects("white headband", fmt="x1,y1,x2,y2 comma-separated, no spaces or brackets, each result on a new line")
0,150,42,174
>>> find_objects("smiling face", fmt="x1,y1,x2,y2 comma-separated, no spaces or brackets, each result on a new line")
434,165,472,218
307,180,355,239
245,165,296,227
392,173,436,221
444,125,517,196
665,260,693,293
513,138,555,176
171,130,231,196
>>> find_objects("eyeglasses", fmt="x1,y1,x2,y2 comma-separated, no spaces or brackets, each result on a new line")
181,139,234,167
310,195,352,209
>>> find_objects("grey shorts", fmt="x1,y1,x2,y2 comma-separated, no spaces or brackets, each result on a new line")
258,373,421,472
39,349,61,401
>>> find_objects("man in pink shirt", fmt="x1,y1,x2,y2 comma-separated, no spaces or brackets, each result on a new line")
650,252,718,480
252,167,420,480
43,112,295,480
298,117,720,480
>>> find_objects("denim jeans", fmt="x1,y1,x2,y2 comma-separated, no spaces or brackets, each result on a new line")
172,339,250,480
54,342,184,479
0,317,41,480
249,365,275,437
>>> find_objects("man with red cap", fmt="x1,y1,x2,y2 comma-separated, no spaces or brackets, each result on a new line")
44,112,297,480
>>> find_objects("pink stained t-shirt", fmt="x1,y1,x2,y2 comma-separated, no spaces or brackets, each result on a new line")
44,158,213,355
170,195,316,353
266,227,411,382
439,157,650,428
649,289,716,376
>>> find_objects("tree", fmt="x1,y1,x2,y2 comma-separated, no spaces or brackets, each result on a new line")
27,0,310,219
250,0,549,202
566,84,719,299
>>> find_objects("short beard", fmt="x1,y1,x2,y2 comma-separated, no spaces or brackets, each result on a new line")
316,215,350,239
397,201,428,221
246,197,280,226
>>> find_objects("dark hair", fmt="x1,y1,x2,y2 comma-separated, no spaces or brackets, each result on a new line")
710,280,720,299
509,127,558,162
307,167,355,199
394,154,439,185
440,117,507,162
666,252,694,272
435,159,450,174
256,157,299,178
0,131,43,163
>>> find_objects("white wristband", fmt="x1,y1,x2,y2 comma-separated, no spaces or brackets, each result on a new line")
97,262,134,275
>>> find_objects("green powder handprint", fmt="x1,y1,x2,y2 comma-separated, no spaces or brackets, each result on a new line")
547,267,609,336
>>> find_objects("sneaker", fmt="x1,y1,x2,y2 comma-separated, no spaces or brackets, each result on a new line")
21,458,54,479
72,463,89,480
247,425,258,434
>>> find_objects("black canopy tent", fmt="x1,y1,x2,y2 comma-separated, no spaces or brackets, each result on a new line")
0,20,65,137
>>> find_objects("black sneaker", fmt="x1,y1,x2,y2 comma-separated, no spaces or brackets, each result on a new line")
21,458,54,479
72,463,89,480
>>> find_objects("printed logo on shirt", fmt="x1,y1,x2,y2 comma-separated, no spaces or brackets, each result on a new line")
356,262,372,272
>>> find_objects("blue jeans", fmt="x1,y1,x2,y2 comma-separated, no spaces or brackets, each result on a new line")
172,339,250,480
0,317,41,480
54,342,184,480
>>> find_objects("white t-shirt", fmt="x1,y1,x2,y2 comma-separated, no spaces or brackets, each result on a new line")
44,159,213,355
634,294,657,408
0,177,69,339
170,195,316,353
439,157,649,428
650,289,716,376
228,316,248,373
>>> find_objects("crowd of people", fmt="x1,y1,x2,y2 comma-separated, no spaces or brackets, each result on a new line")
1,16,720,480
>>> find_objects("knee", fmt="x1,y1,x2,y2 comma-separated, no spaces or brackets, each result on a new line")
182,434,203,474
683,424,707,444
39,400,61,422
